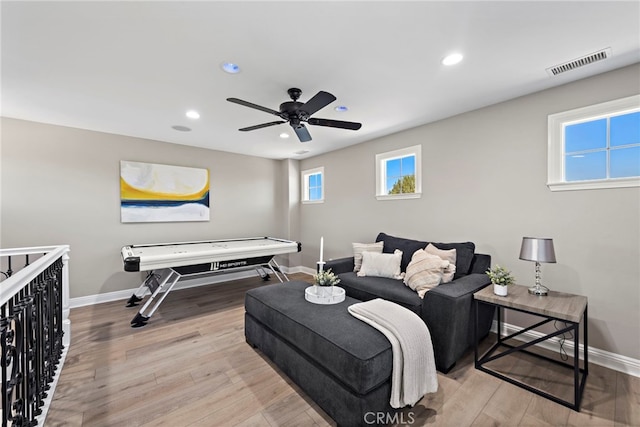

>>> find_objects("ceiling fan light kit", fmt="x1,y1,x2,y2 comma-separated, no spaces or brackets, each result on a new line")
227,88,362,143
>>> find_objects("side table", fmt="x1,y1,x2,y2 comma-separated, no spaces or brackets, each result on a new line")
474,284,588,411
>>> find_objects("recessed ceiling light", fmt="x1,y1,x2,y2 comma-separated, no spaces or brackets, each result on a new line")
186,110,200,119
335,106,348,112
221,62,240,74
280,133,290,139
172,125,192,132
442,53,463,66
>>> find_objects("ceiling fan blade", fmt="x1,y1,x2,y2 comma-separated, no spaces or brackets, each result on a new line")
227,98,282,116
299,91,336,117
239,121,285,131
293,124,312,142
308,118,362,130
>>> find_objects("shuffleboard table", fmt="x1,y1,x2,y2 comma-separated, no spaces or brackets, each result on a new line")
121,237,301,327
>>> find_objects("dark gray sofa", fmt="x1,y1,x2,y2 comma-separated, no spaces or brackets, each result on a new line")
325,232,495,373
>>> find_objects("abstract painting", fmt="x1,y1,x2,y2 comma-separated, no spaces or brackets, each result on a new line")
120,161,210,223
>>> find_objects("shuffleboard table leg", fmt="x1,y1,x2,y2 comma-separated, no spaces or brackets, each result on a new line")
125,272,159,307
131,313,150,328
256,266,271,281
267,259,289,282
129,269,180,328
126,294,143,307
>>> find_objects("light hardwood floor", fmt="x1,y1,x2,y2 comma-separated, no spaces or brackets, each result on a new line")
47,273,639,426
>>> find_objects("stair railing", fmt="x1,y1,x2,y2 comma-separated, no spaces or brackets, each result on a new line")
0,245,70,427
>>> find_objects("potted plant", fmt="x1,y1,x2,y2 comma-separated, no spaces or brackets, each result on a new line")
486,265,515,296
313,269,341,296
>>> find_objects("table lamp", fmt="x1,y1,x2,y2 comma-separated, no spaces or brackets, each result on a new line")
519,237,556,296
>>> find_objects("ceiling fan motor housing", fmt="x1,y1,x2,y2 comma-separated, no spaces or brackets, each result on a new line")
279,101,304,115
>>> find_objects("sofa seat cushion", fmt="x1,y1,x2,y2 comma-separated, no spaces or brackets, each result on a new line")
245,281,392,395
338,272,423,315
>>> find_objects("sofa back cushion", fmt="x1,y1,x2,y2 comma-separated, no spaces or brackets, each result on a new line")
376,232,427,272
376,232,475,278
429,241,475,279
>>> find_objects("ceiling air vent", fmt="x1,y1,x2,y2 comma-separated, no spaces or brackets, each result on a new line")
546,48,612,76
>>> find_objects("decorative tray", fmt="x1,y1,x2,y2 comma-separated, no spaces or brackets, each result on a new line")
305,286,346,305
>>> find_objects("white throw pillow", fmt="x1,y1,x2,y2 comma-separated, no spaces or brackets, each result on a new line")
352,241,385,272
357,249,404,280
424,243,457,283
404,249,451,298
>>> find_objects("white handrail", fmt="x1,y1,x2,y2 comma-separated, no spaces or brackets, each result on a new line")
0,245,70,306
0,244,71,426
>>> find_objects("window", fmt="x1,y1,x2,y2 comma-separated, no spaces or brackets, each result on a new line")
301,167,324,203
376,145,422,200
548,95,640,191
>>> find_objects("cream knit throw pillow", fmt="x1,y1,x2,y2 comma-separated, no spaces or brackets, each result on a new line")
352,241,384,272
424,243,457,283
404,249,451,298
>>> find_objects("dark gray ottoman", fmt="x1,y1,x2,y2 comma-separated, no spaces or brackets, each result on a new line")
244,281,395,427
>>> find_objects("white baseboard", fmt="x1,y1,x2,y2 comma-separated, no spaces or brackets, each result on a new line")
69,268,638,378
297,265,317,275
492,321,640,378
70,269,281,308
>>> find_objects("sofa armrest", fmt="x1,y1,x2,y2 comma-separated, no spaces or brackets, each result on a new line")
469,253,491,274
429,273,491,299
421,273,492,372
324,257,354,275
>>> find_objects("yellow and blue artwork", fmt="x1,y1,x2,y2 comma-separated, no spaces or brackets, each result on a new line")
120,161,210,223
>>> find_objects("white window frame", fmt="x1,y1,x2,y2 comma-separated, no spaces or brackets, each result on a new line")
375,145,422,200
301,166,324,204
548,94,640,192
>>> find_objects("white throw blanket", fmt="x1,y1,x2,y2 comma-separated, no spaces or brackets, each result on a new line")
348,298,438,408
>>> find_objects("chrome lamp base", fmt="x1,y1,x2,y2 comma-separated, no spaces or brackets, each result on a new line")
528,284,549,296
528,261,549,296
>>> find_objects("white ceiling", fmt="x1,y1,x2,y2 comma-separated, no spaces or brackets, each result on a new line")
2,1,639,160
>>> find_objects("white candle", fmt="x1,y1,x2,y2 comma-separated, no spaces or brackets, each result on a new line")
319,236,324,263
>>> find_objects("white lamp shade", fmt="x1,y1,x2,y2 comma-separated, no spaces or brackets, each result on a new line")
519,237,556,263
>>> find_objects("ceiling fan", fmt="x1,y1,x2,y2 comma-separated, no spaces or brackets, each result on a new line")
227,88,362,143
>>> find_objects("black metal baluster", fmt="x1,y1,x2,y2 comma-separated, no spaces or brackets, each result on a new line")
1,317,9,427
34,279,46,411
0,254,66,426
25,295,37,424
12,303,26,426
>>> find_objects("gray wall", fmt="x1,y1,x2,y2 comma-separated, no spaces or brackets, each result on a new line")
299,64,640,360
1,119,284,298
1,65,638,360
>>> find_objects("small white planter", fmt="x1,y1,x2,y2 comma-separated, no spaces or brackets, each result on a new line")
493,284,508,296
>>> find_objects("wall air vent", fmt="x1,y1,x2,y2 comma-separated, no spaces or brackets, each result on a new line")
546,48,612,76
